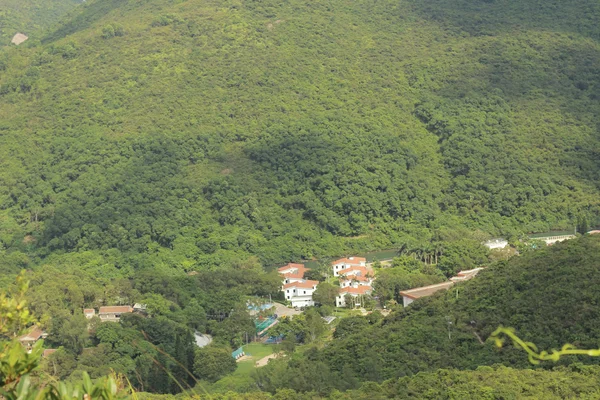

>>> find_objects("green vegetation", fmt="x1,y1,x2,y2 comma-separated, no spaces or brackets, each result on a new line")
0,0,81,44
253,236,600,393
0,274,129,399
0,0,600,397
0,0,598,275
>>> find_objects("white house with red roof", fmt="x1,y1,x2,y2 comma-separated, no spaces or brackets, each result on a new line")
278,263,309,284
338,266,374,288
331,257,366,277
330,256,376,307
336,285,373,308
283,280,319,308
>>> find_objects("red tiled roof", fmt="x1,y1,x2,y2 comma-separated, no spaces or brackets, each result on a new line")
99,306,133,314
588,230,600,234
339,285,372,295
331,257,366,265
339,266,372,277
278,263,305,272
400,281,454,300
283,280,319,290
341,274,370,282
83,308,95,314
282,271,305,279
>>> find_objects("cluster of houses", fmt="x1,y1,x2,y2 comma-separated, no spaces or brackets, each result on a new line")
278,255,488,310
18,304,146,354
278,256,375,309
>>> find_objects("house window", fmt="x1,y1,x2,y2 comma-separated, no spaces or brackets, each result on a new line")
286,289,289,293
303,291,306,294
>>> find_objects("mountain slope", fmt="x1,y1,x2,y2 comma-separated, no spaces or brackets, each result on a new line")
251,236,600,393
326,236,600,382
0,0,598,267
0,0,81,44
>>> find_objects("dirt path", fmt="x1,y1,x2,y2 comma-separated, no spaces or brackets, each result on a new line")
255,353,283,367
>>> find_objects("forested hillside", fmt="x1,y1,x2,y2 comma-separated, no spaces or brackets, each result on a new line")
0,0,81,44
0,0,599,397
255,236,600,393
0,0,598,272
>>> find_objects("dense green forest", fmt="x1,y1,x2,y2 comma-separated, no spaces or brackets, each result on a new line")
0,0,81,44
0,0,599,397
0,0,598,273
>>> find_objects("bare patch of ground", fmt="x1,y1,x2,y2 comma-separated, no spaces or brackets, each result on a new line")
255,352,284,367
11,33,28,45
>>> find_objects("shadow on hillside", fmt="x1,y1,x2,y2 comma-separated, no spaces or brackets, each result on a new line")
406,0,600,40
42,0,123,43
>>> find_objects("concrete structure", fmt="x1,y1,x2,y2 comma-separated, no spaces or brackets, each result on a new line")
399,281,455,307
331,257,366,277
400,268,484,307
283,280,319,308
11,33,28,45
83,308,96,319
539,234,576,245
194,332,213,348
336,285,372,308
528,231,576,245
449,268,484,282
98,306,133,322
484,238,508,250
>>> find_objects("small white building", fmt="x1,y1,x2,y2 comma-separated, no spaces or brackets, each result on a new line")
336,285,372,308
283,280,319,308
331,257,366,277
484,238,508,250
